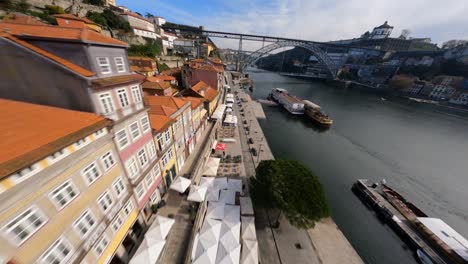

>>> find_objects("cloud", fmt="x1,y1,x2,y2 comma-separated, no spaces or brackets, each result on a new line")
193,0,468,50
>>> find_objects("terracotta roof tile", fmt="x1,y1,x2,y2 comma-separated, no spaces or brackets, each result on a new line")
121,12,152,23
149,114,174,132
0,21,127,47
181,96,204,109
142,81,170,90
145,103,177,116
147,75,175,82
53,14,99,26
131,65,156,72
0,99,111,179
128,56,155,61
3,15,47,25
91,74,145,88
191,81,219,102
1,33,95,77
143,96,189,110
160,68,181,76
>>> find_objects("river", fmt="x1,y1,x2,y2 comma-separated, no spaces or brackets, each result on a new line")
247,69,468,264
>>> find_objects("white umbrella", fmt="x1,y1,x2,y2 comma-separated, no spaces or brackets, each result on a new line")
202,158,221,176
146,216,175,240
219,189,236,205
169,176,191,193
193,242,219,264
129,237,165,264
206,202,224,220
239,197,254,216
214,177,228,190
206,188,220,202
241,216,257,241
227,179,242,193
221,220,241,245
199,177,215,188
241,240,258,264
224,205,240,223
188,185,208,202
216,243,241,264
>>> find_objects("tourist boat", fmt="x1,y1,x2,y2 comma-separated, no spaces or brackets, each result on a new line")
303,100,333,127
269,88,304,115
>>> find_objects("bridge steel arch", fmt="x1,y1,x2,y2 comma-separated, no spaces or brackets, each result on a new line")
241,40,338,78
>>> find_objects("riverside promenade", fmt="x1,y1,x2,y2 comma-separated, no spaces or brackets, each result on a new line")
228,71,363,264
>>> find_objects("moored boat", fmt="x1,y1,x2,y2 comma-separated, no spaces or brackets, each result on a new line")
269,88,304,115
303,100,333,127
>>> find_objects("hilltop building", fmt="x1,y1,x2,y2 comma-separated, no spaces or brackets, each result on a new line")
120,12,158,40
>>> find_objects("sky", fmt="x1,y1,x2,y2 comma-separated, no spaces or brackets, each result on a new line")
117,0,468,50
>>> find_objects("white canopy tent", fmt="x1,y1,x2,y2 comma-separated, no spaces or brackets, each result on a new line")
169,176,191,193
219,190,236,205
227,179,242,193
226,103,234,108
206,188,220,202
241,240,258,264
226,98,235,103
192,218,222,264
206,202,224,220
226,93,234,98
129,237,165,264
200,176,215,188
146,216,175,241
241,216,257,241
224,205,241,223
225,108,233,113
214,177,228,190
212,104,227,120
202,157,221,176
188,185,208,202
216,243,241,264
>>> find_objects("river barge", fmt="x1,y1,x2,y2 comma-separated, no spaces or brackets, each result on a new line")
353,180,468,264
269,88,305,115
303,100,333,127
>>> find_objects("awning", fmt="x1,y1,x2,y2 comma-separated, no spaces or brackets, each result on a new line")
188,185,208,202
169,176,191,193
224,205,240,223
214,177,228,190
241,240,258,264
215,143,226,151
145,216,175,241
202,157,221,176
239,197,254,216
241,216,257,241
129,237,165,264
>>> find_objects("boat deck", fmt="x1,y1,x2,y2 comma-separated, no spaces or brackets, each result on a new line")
354,180,449,264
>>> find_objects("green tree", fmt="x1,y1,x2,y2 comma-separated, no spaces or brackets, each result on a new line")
157,62,170,72
0,0,14,11
145,12,154,18
251,159,330,229
44,5,65,15
86,11,108,27
128,41,162,57
86,9,131,32
14,0,30,13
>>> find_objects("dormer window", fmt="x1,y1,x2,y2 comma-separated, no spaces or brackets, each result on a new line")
96,57,112,74
114,57,126,73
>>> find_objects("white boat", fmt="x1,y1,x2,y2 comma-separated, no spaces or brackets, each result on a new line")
269,88,304,115
416,249,434,264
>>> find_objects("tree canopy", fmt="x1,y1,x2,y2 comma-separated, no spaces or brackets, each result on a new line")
83,0,105,7
251,159,330,229
87,9,131,32
128,41,162,58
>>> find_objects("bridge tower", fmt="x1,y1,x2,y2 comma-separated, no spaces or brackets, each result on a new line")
236,35,243,72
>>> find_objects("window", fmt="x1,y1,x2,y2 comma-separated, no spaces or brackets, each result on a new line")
164,130,171,142
147,142,157,159
49,181,79,210
125,157,139,179
39,237,73,264
99,93,115,114
145,171,154,187
111,215,124,232
112,177,126,197
94,128,106,138
73,210,96,238
141,116,150,132
101,151,115,171
116,129,129,149
153,164,161,178
123,200,134,216
135,182,145,200
82,162,101,185
96,57,112,74
116,88,129,108
131,86,142,103
74,138,88,150
138,148,148,167
114,57,126,73
94,235,110,257
161,152,169,168
3,207,47,245
150,190,160,204
97,191,114,213
130,122,141,140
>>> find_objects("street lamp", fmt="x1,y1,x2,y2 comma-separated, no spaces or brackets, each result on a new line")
249,119,253,128
257,143,262,163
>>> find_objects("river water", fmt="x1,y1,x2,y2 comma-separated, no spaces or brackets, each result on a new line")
247,69,468,264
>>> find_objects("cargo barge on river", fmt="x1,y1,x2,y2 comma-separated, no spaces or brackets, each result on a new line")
269,88,304,114
353,179,468,264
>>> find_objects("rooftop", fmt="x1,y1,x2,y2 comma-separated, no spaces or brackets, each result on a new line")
1,33,95,77
181,96,204,109
148,114,174,133
191,81,219,102
53,14,99,26
0,19,127,47
0,99,111,179
91,74,145,88
144,96,189,110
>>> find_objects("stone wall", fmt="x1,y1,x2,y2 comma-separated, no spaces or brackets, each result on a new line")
14,0,106,17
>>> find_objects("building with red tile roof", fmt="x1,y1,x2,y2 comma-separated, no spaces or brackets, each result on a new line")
184,81,220,115
128,56,158,77
182,58,225,90
53,14,102,32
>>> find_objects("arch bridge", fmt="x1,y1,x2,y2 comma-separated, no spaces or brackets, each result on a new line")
241,40,338,78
